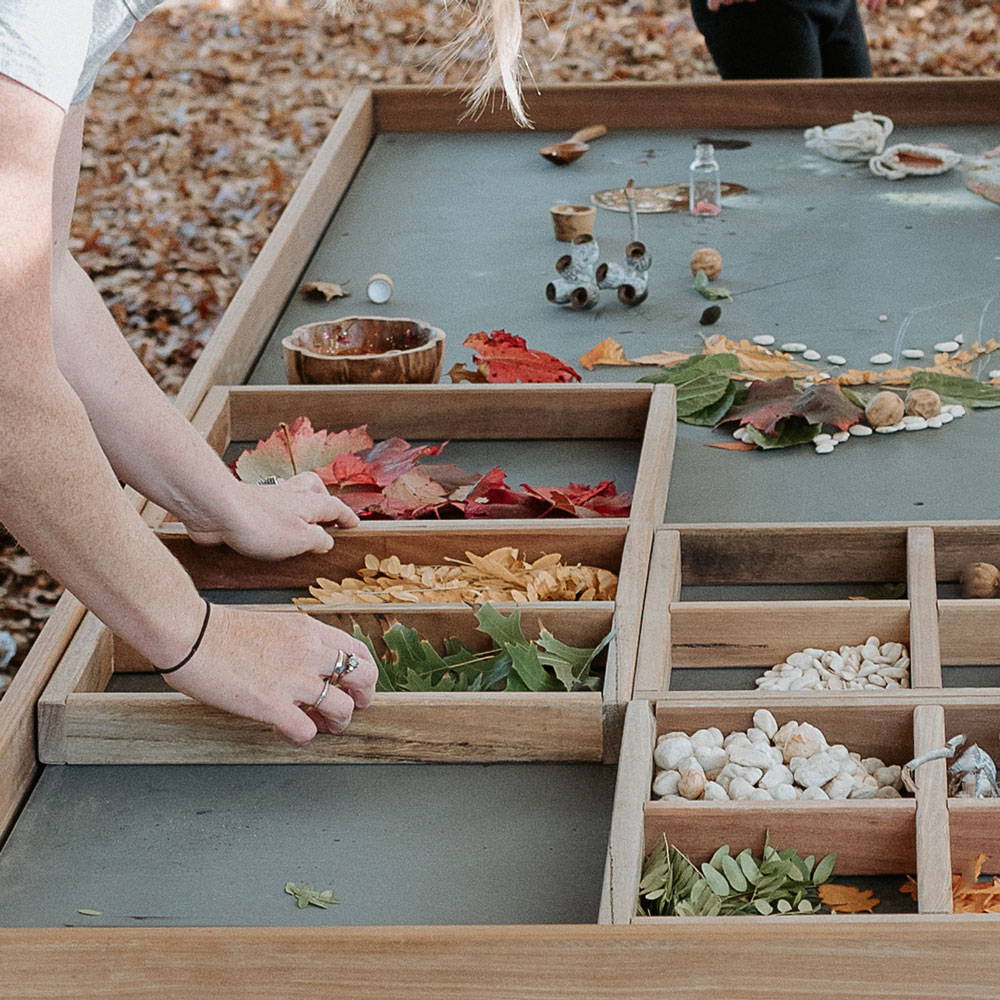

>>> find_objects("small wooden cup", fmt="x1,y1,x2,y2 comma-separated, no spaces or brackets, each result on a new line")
551,203,597,242
283,316,445,384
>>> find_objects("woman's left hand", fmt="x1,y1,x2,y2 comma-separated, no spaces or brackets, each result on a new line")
183,471,359,560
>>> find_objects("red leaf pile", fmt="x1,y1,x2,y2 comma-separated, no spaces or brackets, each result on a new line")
450,331,581,384
234,418,630,520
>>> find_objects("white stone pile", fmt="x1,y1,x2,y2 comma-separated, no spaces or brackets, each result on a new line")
652,710,904,802
755,637,909,692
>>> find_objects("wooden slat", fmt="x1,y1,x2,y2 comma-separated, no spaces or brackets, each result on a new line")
939,601,1000,664
371,79,1000,131
225,383,651,442
633,530,680,699
3,919,1000,1000
37,614,114,765
171,88,376,419
912,705,952,913
929,524,1000,580
628,385,675,527
155,519,628,590
644,799,915,874
949,800,1000,877
59,691,602,764
908,528,942,688
599,701,656,925
670,600,910,668
0,593,85,840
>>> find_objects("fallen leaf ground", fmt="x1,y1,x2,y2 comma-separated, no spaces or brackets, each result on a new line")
2,0,997,686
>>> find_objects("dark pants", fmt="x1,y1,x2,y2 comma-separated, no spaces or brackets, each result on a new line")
690,0,873,79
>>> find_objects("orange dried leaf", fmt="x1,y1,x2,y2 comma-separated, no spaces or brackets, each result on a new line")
299,280,349,301
818,883,881,913
701,334,818,379
706,440,757,451
630,350,693,367
578,337,637,370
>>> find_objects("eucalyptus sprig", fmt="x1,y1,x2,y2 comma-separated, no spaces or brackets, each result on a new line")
637,836,836,917
284,882,340,909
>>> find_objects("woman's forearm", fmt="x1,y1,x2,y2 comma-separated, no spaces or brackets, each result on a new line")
50,251,242,530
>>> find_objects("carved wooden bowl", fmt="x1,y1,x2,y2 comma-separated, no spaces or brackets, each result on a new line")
283,316,446,384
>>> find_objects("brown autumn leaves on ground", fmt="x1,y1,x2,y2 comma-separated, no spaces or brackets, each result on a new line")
2,0,999,679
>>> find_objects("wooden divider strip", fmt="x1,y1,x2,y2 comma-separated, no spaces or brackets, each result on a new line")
907,527,943,688
912,705,953,913
632,531,680,699
599,700,655,924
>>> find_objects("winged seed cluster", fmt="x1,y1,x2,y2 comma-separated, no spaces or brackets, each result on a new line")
295,548,618,607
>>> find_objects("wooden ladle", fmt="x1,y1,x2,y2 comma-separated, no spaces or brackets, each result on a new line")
539,124,608,166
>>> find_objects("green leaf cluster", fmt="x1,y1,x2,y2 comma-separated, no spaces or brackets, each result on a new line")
693,269,733,301
910,370,1000,408
637,836,835,917
638,354,746,425
357,604,612,694
284,883,340,909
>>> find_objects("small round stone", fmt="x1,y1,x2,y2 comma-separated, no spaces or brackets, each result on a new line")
938,412,954,424
814,433,833,444
780,342,807,353
990,370,1000,379
934,340,960,352
902,416,928,431
826,355,847,366
950,405,967,418
849,424,873,436
875,423,902,434
878,314,889,322
870,353,893,365
832,431,850,442
902,349,925,360
803,349,822,361
815,442,835,454
752,335,776,346
926,415,944,429
955,334,965,344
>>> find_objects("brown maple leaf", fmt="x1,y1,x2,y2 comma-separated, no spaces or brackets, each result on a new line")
818,883,881,913
720,378,863,435
299,281,349,301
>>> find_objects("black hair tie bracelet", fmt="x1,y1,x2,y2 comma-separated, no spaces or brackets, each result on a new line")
153,599,211,674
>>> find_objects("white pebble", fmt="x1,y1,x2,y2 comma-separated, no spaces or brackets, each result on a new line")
800,786,830,801
733,427,748,440
938,411,954,424
694,745,729,774
780,342,807,353
826,354,846,366
793,753,840,789
691,727,725,748
832,431,849,442
870,353,893,365
926,415,943,428
728,777,755,800
815,442,835,454
875,423,901,433
902,416,927,431
652,770,680,797
817,372,832,380
654,736,693,771
745,727,770,745
772,783,798,801
814,432,832,443
955,334,965,344
703,780,729,801
901,349,925,360
749,788,773,801
950,405,966,418
989,369,1000,379
849,424,873,437
753,334,776,346
728,745,772,770
752,709,778,740
760,765,794,791
934,340,960,352
803,349,822,361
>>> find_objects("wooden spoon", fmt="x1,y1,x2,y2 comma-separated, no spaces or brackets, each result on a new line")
539,124,608,166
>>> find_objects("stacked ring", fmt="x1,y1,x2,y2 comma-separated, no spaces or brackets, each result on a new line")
310,651,361,710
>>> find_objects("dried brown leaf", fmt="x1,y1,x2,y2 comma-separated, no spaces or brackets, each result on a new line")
299,281,349,301
818,883,881,913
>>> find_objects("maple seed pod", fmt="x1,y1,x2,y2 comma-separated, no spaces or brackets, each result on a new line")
904,388,942,419
960,561,1000,599
690,247,722,280
864,390,905,428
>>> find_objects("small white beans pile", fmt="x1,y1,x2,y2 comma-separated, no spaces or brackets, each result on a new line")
755,636,909,692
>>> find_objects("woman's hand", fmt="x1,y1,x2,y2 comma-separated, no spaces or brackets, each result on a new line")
164,604,379,744
183,471,360,560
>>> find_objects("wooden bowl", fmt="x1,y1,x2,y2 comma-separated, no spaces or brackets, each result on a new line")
283,316,445,384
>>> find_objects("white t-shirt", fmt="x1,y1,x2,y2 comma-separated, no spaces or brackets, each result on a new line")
0,1,162,111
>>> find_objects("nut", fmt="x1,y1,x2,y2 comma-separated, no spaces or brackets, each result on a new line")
904,388,942,418
864,390,905,428
690,247,722,280
960,561,1000,599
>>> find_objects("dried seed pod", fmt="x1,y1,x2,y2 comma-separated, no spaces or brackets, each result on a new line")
904,388,942,418
699,305,722,326
960,561,1000,599
689,247,722,280
864,390,905,428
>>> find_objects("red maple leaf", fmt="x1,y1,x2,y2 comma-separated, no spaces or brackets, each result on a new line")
719,378,862,436
464,331,581,384
234,418,373,482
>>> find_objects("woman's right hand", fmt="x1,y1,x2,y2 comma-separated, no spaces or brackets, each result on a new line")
162,605,379,744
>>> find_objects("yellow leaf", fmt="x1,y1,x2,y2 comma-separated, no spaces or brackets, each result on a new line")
630,350,692,367
578,337,637,370
700,334,818,380
818,883,881,913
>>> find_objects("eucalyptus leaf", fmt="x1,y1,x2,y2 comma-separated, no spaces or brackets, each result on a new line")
753,899,773,915
737,849,760,885
812,853,837,885
700,863,731,897
693,269,733,301
284,882,341,909
910,370,1000,407
722,854,748,893
709,845,730,870
776,899,792,914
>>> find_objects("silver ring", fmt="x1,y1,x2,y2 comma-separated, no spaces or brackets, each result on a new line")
310,675,333,711
331,650,360,681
